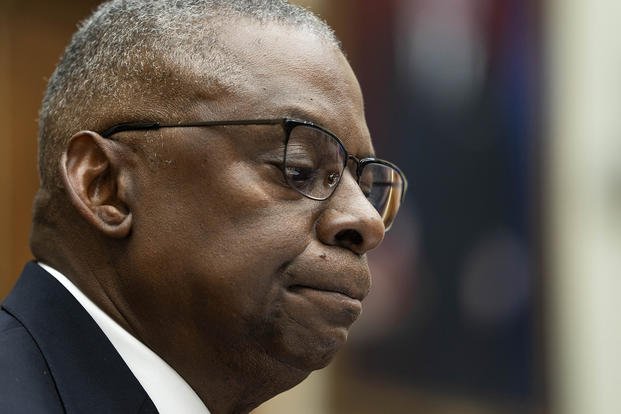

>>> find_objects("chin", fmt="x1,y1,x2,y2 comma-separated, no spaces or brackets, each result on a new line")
255,305,354,373
278,331,347,372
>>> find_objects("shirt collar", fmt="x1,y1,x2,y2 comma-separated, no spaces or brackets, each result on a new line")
38,262,211,414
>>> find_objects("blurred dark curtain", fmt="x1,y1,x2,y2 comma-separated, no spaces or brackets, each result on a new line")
349,0,541,403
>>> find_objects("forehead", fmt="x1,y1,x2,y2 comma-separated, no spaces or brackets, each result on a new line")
196,20,373,155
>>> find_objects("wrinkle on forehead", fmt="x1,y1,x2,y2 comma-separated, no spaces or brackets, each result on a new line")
163,20,374,158
189,20,373,156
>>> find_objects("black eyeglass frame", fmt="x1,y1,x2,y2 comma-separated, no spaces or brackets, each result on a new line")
100,117,407,215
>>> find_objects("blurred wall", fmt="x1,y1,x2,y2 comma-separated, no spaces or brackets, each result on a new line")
547,0,621,413
0,2,10,294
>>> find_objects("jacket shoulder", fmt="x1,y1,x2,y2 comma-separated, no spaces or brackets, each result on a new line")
0,309,64,413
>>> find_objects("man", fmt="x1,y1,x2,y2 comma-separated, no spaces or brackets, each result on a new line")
0,1,406,413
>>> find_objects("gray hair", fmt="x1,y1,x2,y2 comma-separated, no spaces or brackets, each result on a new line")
37,0,339,194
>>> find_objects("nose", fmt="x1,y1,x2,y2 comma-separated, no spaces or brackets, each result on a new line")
316,172,385,255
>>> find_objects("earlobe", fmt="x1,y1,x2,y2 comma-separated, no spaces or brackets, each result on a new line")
61,131,133,238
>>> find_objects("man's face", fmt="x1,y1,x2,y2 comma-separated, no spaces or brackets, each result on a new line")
118,22,385,376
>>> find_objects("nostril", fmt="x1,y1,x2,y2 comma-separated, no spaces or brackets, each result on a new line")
335,229,363,246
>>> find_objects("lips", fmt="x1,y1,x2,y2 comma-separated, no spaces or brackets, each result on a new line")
286,285,364,326
283,254,372,304
288,283,363,302
285,265,371,302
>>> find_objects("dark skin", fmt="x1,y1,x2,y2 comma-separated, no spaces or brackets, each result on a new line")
31,22,385,414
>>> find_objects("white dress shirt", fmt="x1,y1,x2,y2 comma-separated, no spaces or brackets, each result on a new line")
38,262,211,414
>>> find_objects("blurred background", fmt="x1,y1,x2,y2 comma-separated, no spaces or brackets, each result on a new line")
1,0,620,413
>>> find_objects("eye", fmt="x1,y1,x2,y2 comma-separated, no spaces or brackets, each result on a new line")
326,171,341,188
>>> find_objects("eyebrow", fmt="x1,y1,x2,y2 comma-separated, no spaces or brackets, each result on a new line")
282,108,323,128
282,108,376,158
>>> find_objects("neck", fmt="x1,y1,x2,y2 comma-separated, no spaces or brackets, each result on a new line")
172,346,310,414
30,220,141,337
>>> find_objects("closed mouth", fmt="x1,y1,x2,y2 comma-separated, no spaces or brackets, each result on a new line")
286,284,365,325
288,284,362,302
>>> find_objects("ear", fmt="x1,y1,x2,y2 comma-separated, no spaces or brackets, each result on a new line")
60,131,133,238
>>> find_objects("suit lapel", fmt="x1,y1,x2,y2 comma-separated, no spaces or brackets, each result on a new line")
2,262,157,414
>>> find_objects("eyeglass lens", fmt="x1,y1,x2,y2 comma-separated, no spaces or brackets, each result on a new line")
284,124,404,230
359,162,404,230
284,125,345,200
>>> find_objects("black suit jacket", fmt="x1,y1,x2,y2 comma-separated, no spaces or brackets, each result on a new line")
0,262,158,413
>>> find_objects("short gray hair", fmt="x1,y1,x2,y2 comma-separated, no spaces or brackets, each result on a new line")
37,0,339,192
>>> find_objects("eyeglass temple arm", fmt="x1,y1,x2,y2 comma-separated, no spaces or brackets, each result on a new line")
100,122,162,138
100,118,287,138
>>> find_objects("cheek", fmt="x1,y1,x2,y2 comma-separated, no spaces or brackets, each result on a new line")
127,149,328,348
175,158,318,258
167,196,315,325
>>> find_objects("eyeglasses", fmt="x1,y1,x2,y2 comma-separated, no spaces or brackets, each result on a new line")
100,118,407,230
